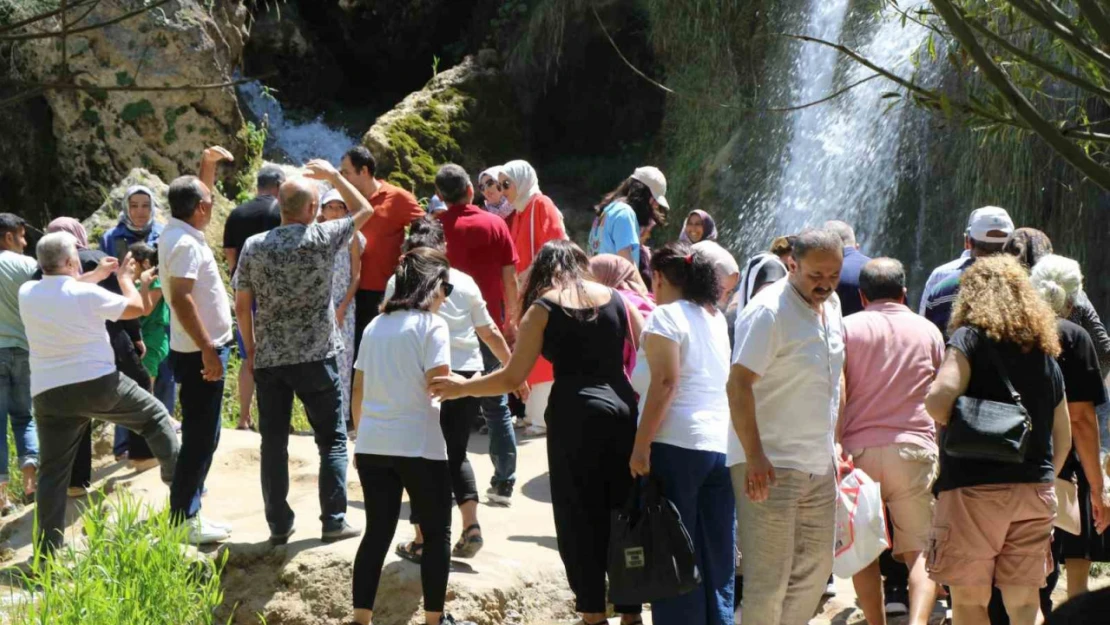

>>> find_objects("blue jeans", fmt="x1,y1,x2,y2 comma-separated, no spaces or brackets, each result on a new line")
0,347,38,481
650,442,736,625
254,357,348,534
169,345,230,520
480,342,516,488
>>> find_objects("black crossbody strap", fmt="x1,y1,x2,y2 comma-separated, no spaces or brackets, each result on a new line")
979,330,1026,412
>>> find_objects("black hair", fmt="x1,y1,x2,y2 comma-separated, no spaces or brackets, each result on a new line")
521,240,597,320
859,258,905,302
344,146,376,177
1046,587,1110,624
128,241,157,265
792,228,844,261
382,247,450,314
594,178,666,227
256,165,286,191
167,175,206,220
650,242,721,307
403,216,446,253
434,164,472,205
970,238,1006,256
0,213,26,237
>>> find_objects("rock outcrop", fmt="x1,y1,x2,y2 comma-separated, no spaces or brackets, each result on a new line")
361,51,526,198
4,0,249,222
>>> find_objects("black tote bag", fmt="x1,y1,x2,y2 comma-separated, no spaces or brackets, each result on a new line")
607,475,700,605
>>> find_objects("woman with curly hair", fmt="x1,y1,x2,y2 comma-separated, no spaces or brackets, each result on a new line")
924,255,1072,625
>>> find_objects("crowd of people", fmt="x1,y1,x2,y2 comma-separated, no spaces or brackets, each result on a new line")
1,142,1108,625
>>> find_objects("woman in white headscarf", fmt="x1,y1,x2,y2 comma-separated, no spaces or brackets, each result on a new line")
477,166,513,220
727,253,788,348
499,160,567,436
99,185,164,258
320,188,367,429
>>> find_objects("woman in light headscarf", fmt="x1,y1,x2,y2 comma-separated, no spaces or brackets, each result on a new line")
478,166,513,220
588,254,655,319
728,253,788,348
499,160,567,436
99,185,164,259
320,188,366,429
679,209,718,245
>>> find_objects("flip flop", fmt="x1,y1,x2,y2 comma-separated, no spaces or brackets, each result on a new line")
395,540,423,564
451,523,483,558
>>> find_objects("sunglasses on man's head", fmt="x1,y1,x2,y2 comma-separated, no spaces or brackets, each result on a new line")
442,282,454,297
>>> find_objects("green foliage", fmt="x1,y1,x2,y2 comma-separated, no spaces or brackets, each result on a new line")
162,105,190,145
380,94,468,195
12,492,227,625
114,72,134,88
120,100,155,124
80,109,99,126
232,122,267,204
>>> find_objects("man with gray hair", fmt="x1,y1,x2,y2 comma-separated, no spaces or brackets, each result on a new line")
223,163,286,432
19,232,179,555
159,145,236,544
234,159,374,546
825,220,871,317
727,227,846,624
841,258,944,625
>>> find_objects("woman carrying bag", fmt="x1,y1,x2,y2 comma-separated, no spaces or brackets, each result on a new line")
924,255,1072,625
628,243,735,624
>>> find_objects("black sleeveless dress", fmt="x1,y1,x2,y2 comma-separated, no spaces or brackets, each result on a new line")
532,288,641,614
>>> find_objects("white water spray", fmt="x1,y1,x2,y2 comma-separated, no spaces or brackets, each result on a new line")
238,81,358,165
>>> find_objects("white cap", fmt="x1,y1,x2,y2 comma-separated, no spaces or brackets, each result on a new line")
630,166,669,209
320,188,345,208
967,206,1014,243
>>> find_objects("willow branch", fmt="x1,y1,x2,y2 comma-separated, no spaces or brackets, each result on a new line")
968,16,1110,103
2,74,264,95
0,0,97,36
0,0,173,42
931,0,1110,191
1005,0,1110,74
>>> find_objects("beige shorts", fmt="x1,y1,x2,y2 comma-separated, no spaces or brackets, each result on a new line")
848,443,937,557
926,483,1056,588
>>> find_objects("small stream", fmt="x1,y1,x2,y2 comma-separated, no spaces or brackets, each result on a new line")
237,81,359,165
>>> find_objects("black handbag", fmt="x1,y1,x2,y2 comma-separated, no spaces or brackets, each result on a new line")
943,335,1032,464
607,475,701,606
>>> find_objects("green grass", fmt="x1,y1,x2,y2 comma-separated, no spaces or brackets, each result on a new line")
218,353,312,433
11,492,228,624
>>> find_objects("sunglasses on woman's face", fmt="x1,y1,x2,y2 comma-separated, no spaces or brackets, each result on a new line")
499,180,512,191
442,282,454,297
481,179,499,190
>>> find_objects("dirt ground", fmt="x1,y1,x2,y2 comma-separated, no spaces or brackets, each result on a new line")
0,427,1104,625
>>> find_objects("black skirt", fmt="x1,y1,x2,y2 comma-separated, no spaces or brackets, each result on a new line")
1056,452,1110,562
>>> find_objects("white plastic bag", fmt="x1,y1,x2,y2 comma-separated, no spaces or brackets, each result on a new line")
833,467,890,578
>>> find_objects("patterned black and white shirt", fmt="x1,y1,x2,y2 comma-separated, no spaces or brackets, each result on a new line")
233,217,355,369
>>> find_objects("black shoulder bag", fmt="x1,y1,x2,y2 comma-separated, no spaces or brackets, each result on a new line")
943,335,1032,464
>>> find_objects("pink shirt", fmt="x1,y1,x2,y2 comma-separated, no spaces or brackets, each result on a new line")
841,301,944,454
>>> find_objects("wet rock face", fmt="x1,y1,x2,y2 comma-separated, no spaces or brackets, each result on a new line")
6,1,249,221
361,51,526,198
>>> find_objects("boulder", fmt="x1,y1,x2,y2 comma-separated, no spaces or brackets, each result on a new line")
361,51,526,198
8,0,249,218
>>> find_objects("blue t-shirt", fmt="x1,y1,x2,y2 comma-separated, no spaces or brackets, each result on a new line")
923,257,974,337
588,201,639,260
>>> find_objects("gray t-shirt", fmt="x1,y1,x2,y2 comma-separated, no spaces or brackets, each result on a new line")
234,218,355,369
0,251,39,351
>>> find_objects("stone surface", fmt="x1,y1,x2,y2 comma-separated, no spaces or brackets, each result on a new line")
361,51,526,198
10,0,249,217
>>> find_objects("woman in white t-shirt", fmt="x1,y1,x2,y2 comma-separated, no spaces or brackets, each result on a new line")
349,247,463,625
384,217,517,563
629,243,736,624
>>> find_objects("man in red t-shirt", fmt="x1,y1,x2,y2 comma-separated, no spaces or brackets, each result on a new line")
434,164,521,505
340,146,425,356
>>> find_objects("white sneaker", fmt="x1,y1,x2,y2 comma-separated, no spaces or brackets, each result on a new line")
523,424,546,437
823,577,837,597
186,516,230,544
206,517,233,533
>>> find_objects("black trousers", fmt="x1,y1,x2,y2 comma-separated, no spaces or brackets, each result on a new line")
546,379,640,615
354,453,452,613
412,371,479,525
353,290,385,358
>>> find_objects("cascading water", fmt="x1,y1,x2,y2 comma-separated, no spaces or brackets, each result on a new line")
237,81,357,165
737,0,932,251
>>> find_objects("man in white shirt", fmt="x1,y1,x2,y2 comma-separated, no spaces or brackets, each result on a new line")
727,228,846,624
159,146,236,544
20,232,179,555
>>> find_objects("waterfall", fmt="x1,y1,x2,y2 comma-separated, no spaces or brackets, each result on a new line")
237,81,358,165
750,0,932,250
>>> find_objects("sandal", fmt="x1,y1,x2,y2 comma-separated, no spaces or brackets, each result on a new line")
451,523,484,558
395,540,423,564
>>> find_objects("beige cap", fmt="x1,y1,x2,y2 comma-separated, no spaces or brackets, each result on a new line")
630,166,669,209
